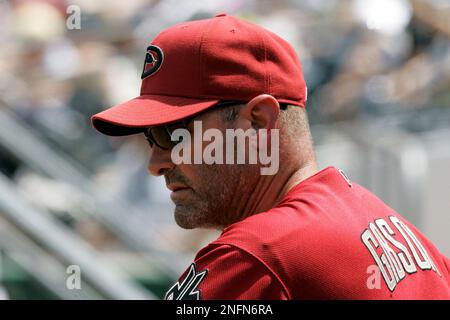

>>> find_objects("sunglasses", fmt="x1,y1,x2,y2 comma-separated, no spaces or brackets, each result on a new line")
144,100,289,150
143,100,244,150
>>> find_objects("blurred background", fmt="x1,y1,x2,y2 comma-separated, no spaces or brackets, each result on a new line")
0,0,449,299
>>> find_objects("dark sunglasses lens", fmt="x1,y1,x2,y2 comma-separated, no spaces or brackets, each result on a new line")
166,122,187,143
149,126,173,149
143,129,153,146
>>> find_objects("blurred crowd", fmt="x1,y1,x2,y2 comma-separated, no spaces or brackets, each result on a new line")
0,0,449,299
1,0,449,164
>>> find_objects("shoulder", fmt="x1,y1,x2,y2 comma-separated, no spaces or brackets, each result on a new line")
170,243,290,300
212,194,337,257
204,174,375,297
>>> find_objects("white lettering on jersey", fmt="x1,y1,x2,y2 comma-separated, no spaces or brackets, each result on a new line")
361,216,440,292
362,227,397,291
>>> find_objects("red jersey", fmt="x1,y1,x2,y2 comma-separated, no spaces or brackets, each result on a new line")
165,167,450,300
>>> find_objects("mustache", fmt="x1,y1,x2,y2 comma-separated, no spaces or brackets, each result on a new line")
164,169,191,188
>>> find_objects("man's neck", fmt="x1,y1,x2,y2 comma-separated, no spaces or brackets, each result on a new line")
239,161,319,223
274,161,319,205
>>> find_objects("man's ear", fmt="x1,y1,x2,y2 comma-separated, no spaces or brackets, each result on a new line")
240,94,280,130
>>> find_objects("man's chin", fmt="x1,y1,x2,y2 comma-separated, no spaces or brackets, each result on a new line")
173,205,217,229
173,205,200,229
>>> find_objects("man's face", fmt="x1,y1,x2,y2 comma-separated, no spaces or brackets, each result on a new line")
148,107,260,230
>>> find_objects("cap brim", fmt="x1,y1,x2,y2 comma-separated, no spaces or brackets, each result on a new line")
91,94,219,136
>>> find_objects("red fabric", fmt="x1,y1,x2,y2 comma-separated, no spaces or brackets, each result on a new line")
181,245,288,300
91,95,219,136
171,167,450,300
91,14,307,136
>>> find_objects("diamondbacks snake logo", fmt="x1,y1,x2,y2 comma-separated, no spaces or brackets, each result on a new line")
141,45,163,80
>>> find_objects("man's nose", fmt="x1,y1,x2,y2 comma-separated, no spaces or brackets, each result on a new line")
147,146,175,176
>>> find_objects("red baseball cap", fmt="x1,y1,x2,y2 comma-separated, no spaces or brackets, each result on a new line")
92,13,307,136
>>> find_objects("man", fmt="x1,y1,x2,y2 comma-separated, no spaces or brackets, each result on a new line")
92,14,450,299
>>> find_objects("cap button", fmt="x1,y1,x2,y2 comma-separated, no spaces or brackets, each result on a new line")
215,12,227,17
